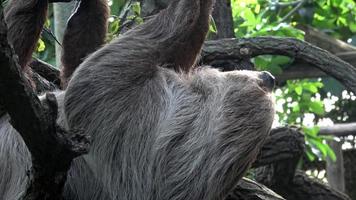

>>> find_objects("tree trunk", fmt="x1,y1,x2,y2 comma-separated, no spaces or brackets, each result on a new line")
211,0,234,39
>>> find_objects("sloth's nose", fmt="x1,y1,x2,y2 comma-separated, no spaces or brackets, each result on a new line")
259,71,275,92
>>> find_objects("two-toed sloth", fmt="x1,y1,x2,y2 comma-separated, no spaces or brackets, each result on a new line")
0,0,275,199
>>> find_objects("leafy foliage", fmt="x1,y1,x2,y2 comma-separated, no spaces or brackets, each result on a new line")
107,1,143,40
231,0,356,161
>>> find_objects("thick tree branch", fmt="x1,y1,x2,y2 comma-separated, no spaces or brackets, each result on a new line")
252,128,351,200
202,37,356,93
30,58,61,87
0,7,89,200
252,127,305,169
227,178,285,200
298,25,356,54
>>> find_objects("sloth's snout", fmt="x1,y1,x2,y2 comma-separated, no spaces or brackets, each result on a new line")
259,71,275,92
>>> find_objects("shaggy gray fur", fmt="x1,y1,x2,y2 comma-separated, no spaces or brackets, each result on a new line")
0,0,274,199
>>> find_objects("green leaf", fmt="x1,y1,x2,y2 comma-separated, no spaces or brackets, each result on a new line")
36,39,46,52
271,56,291,65
306,150,316,161
325,143,337,161
209,17,218,33
110,19,120,34
292,104,300,112
309,101,325,115
350,22,356,32
309,138,328,157
131,2,141,16
241,8,257,27
295,85,303,95
268,65,283,75
111,0,127,15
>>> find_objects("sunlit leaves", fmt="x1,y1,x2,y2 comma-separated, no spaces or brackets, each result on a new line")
107,1,143,41
230,0,351,162
36,39,46,52
303,126,336,162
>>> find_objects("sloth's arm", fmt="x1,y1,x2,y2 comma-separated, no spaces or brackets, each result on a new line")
60,0,109,88
4,0,48,69
129,0,215,72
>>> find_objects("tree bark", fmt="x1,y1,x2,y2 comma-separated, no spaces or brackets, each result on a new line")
30,58,61,87
253,128,351,200
256,171,351,200
202,37,356,94
298,25,356,54
211,0,234,39
226,178,285,200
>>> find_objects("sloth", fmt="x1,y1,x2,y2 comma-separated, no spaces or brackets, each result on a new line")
0,0,275,199
63,0,275,199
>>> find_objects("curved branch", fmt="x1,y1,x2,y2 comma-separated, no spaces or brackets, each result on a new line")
30,58,61,87
278,0,305,23
202,37,356,94
227,178,285,200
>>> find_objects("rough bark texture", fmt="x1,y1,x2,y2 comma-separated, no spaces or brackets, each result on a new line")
0,8,89,200
202,37,356,94
298,25,356,54
252,127,305,169
256,171,351,200
30,59,61,88
252,128,351,200
25,36,356,91
226,178,285,200
211,0,234,39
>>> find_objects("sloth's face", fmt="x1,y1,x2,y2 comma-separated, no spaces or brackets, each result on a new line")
224,70,275,94
221,70,276,128
189,68,275,128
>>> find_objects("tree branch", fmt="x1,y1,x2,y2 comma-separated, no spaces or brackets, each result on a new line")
227,178,285,200
0,6,89,200
30,58,61,87
278,0,306,23
202,37,356,94
319,123,356,137
298,25,356,54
